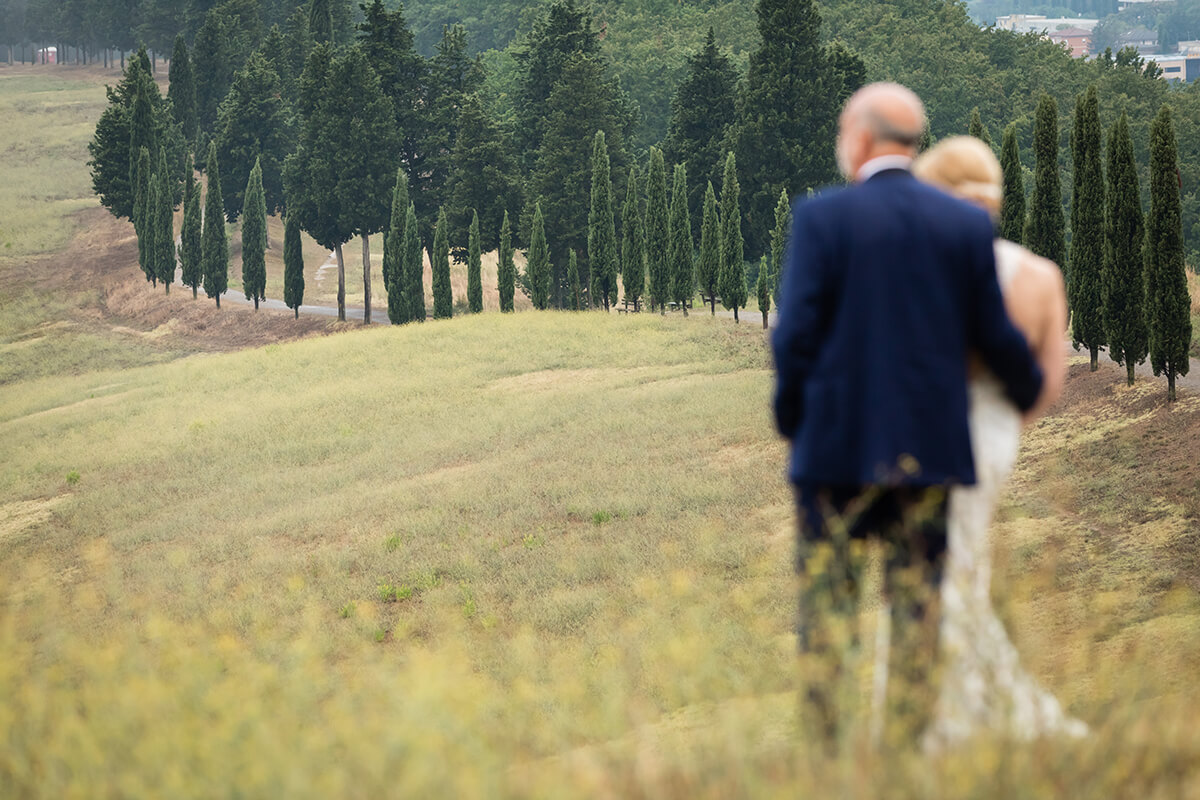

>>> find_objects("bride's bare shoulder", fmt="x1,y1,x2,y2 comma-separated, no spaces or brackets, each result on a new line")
1006,242,1065,293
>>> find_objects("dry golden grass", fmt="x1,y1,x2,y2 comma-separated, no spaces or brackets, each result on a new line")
3,314,1200,796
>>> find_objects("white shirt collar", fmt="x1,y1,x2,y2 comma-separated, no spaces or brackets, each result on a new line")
856,155,913,183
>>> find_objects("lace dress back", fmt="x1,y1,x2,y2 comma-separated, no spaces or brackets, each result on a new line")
925,239,1087,748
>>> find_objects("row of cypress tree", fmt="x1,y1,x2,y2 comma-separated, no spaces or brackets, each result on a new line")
983,92,1192,401
376,135,764,326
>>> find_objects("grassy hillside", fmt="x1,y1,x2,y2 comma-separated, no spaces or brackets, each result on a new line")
5,312,1200,796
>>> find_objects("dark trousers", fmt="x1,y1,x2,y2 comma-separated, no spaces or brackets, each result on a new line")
794,484,949,751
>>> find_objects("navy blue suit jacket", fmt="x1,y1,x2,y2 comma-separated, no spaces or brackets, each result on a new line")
771,169,1043,488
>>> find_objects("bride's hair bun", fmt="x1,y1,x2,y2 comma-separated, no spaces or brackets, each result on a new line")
913,136,1004,217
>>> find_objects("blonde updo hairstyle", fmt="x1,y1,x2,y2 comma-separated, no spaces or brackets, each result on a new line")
912,135,1004,219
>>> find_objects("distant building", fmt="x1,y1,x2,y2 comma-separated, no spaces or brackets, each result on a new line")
994,15,1099,34
36,46,57,64
1048,26,1094,56
1117,0,1168,11
1155,41,1200,82
1116,26,1160,51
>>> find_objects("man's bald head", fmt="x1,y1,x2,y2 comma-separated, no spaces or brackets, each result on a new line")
836,83,927,181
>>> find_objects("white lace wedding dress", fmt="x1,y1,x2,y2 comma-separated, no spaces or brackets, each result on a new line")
924,240,1087,748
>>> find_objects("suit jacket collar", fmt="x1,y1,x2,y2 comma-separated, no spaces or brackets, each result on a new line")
856,155,914,182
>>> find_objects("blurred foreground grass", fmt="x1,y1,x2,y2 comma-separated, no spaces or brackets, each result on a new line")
4,313,1200,796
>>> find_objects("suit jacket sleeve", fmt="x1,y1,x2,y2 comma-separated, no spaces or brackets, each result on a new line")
772,201,833,440
967,220,1044,412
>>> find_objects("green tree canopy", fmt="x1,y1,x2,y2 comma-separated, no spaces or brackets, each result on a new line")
662,27,739,239
730,0,862,259
168,33,197,145
214,51,294,221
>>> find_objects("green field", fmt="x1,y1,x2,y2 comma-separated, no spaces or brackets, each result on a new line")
4,65,1200,797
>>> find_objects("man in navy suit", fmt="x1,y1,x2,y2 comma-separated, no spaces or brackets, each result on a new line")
771,83,1043,750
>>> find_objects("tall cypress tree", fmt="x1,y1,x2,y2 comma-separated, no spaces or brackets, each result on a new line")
89,55,153,220
1025,94,1066,278
283,213,305,318
669,162,693,315
431,207,453,319
588,130,619,311
757,255,772,330
445,95,522,255
202,140,229,308
662,28,739,238
968,107,992,147
1000,122,1026,244
771,188,790,304
145,179,163,292
498,210,515,313
528,201,551,310
284,44,401,323
383,168,408,296
620,165,645,312
133,145,153,284
528,54,632,306
645,148,670,312
241,156,267,309
1069,86,1105,370
213,52,294,221
128,66,158,194
730,0,861,259
168,34,197,146
153,150,175,293
698,180,721,315
719,152,747,322
356,0,426,221
1145,105,1192,402
567,249,582,310
467,209,483,313
403,203,425,322
1103,112,1148,386
181,173,203,298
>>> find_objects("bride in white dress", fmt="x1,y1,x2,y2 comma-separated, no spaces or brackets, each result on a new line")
911,137,1087,747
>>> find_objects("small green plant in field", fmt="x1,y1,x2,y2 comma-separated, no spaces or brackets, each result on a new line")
384,533,401,552
460,586,477,619
65,470,80,485
522,533,542,549
377,583,398,603
372,628,387,642
396,585,413,601
592,510,612,525
338,602,356,619
414,569,442,591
